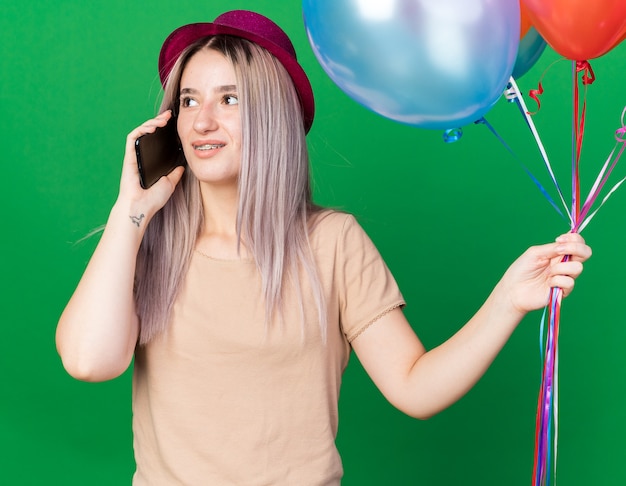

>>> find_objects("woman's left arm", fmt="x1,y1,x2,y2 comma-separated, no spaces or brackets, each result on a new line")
351,233,592,419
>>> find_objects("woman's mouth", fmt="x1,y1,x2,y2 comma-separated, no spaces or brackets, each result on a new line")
193,143,225,151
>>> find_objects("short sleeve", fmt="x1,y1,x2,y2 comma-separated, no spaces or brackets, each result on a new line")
335,215,405,342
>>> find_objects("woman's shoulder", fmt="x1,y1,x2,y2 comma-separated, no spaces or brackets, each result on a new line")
308,208,356,235
307,209,373,256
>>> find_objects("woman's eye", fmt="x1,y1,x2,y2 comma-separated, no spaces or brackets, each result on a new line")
224,95,239,105
180,96,198,108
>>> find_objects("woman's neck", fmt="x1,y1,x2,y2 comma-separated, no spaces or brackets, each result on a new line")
197,183,248,260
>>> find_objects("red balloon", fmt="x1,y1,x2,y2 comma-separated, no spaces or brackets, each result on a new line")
522,0,626,59
611,29,626,50
519,1,532,39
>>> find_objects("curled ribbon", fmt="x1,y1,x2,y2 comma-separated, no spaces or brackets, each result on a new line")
617,107,626,143
526,59,569,115
442,127,463,143
504,83,518,103
528,82,544,115
576,60,596,85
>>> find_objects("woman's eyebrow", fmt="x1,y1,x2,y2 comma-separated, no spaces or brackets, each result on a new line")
216,84,237,93
179,85,237,95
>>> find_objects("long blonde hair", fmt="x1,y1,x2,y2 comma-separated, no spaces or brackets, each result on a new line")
134,36,326,344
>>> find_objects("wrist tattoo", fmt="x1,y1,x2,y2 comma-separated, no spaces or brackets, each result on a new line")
129,213,145,227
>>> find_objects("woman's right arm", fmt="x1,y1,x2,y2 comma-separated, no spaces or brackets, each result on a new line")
56,111,184,382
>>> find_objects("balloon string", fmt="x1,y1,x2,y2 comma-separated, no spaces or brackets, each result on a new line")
533,284,563,486
572,64,580,222
532,62,595,486
576,107,626,232
554,341,560,485
575,141,626,231
474,116,565,219
507,70,624,235
533,61,596,486
515,58,622,486
572,61,596,224
572,61,596,222
506,77,573,224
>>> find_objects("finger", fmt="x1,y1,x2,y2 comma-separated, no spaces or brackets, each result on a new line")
150,166,185,199
124,111,173,152
555,233,592,260
555,232,585,244
146,177,182,212
549,275,576,297
121,111,175,183
130,111,172,139
165,165,185,186
554,241,592,262
549,260,584,280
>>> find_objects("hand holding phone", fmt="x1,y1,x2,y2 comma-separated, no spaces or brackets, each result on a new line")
135,116,185,189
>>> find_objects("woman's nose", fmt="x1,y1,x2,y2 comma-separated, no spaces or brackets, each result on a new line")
193,104,219,133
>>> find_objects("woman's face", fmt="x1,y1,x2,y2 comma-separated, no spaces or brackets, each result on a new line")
177,48,242,189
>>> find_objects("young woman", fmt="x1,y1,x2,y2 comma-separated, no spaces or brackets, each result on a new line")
56,10,591,485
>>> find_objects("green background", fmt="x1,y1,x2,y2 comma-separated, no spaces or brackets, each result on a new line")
2,1,626,484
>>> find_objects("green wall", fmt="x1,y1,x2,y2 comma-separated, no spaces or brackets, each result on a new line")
2,1,626,484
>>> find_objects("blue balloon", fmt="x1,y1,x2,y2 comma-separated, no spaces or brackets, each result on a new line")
303,0,520,130
512,27,547,79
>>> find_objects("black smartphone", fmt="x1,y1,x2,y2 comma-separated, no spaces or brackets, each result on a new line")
135,117,185,189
